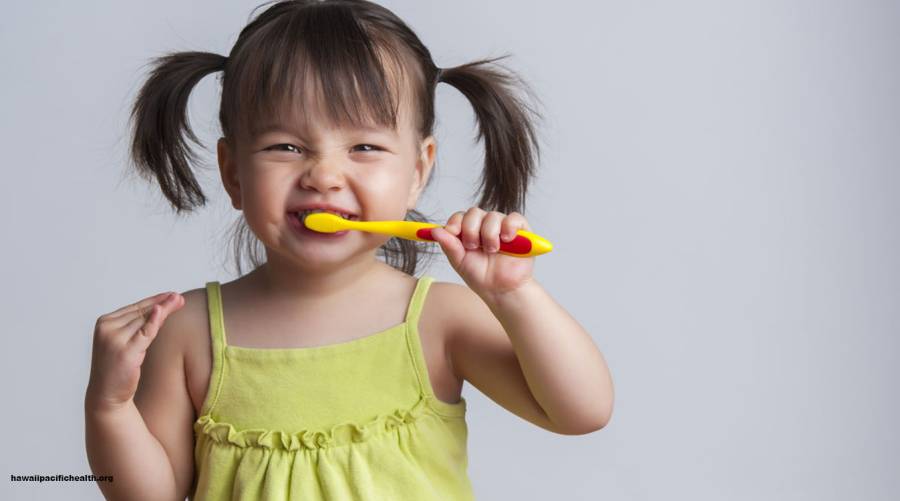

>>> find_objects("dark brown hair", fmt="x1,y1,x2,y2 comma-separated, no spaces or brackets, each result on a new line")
128,0,543,276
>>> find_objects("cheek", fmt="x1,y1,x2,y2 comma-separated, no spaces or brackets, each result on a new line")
239,170,289,218
244,164,284,195
359,170,415,218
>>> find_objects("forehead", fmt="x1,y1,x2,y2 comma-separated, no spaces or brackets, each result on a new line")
249,72,417,142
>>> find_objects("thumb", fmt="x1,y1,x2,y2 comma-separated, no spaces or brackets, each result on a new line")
431,227,466,267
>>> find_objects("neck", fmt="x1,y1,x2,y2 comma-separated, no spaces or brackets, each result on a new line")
248,248,390,301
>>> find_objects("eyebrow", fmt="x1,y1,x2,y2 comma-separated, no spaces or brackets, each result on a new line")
254,123,397,139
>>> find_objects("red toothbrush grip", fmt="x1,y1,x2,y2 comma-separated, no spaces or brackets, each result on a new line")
416,228,533,255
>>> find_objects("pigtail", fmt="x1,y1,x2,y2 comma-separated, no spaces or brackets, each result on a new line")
438,55,543,214
379,209,441,276
128,51,227,213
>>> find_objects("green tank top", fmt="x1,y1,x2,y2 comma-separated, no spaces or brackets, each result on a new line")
191,275,473,500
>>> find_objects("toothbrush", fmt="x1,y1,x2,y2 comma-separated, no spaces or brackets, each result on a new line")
303,212,553,257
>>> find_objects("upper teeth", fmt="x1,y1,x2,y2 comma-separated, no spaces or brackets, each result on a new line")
296,208,356,220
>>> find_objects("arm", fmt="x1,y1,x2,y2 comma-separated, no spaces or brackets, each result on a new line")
445,280,614,435
84,402,182,500
84,292,196,500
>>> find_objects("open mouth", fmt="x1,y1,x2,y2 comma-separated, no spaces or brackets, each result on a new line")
290,209,360,226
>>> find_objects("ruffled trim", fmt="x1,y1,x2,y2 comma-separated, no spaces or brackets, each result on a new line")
194,396,445,451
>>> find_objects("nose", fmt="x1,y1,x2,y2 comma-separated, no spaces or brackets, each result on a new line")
299,159,346,193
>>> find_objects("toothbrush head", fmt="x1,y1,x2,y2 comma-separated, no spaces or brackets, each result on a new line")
303,212,350,233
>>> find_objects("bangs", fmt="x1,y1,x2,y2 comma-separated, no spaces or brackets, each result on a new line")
223,3,416,141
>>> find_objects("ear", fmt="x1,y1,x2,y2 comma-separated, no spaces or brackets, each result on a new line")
217,137,242,210
407,135,436,209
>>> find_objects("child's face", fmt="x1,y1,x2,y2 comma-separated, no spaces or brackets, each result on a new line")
217,103,435,266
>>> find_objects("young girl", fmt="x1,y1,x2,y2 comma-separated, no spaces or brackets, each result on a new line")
85,1,614,499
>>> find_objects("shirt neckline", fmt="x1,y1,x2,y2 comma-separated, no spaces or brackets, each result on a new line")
223,321,408,356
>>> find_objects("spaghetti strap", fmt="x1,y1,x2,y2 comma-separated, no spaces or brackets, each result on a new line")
404,276,434,400
205,282,228,348
404,275,434,325
200,281,227,417
403,276,465,417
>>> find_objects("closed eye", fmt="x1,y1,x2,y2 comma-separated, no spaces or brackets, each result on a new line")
265,143,302,154
264,144,383,154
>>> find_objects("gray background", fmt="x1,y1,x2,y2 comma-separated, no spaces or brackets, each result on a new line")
1,0,898,499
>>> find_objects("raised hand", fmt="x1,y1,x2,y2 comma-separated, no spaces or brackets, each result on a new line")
430,207,536,302
85,291,185,413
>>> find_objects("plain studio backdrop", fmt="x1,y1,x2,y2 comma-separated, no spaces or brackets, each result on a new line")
1,1,898,499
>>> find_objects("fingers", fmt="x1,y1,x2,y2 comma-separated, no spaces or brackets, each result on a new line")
480,211,504,253
103,292,180,328
431,225,466,266
126,293,184,351
441,208,531,254
443,211,465,237
104,291,175,318
461,207,485,250
501,211,530,241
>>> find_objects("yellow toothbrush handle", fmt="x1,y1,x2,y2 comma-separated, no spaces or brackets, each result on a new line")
303,213,553,257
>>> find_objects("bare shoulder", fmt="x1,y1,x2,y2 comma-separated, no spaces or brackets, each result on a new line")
424,279,490,332
134,287,210,411
137,287,207,378
422,278,484,320
168,286,211,343
162,286,214,416
157,286,211,360
419,279,468,338
420,280,487,377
